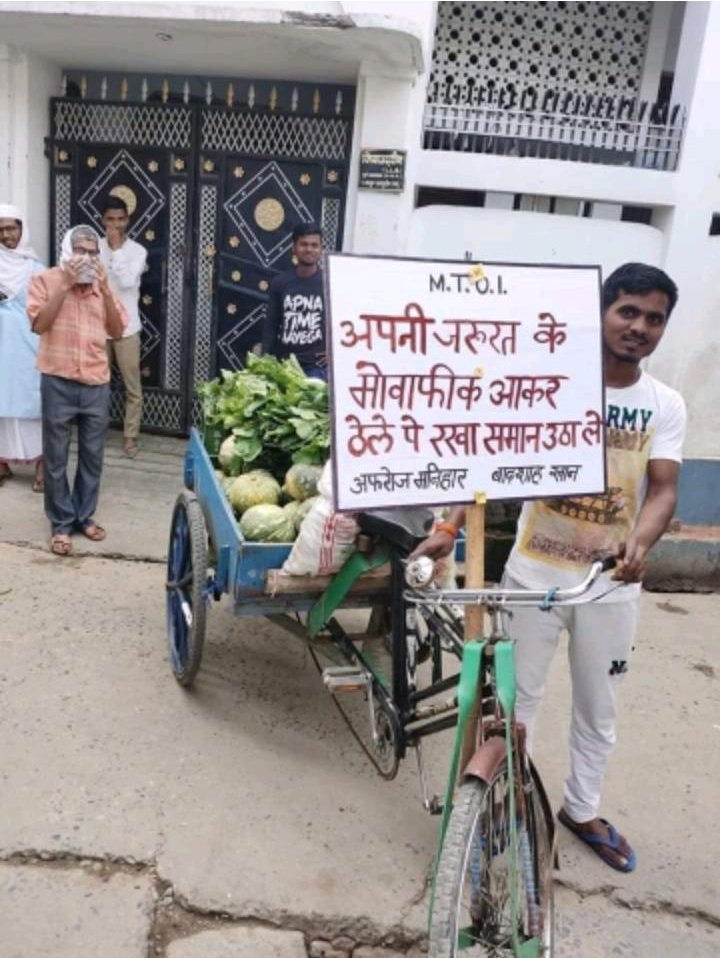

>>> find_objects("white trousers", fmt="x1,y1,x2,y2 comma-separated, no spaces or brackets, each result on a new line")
504,575,638,822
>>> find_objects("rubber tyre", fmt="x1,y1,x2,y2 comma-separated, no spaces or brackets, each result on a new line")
429,765,554,958
166,491,208,687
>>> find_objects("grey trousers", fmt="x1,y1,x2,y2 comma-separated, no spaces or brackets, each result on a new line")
41,374,109,535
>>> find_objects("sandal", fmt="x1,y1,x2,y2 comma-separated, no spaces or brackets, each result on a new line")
81,523,106,542
123,440,139,459
558,807,636,873
50,534,72,557
32,478,45,494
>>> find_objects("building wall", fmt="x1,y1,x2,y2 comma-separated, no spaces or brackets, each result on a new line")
0,1,717,520
0,45,60,261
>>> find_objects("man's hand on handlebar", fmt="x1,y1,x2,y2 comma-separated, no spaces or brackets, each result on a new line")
612,538,648,583
410,506,467,562
410,529,456,562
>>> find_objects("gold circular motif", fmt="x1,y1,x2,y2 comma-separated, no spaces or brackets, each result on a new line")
87,156,97,168
173,157,185,171
205,245,216,257
142,294,153,305
58,149,69,163
254,198,285,232
203,159,215,173
233,166,245,179
227,303,237,315
231,270,242,282
109,184,138,216
144,229,155,241
228,236,240,248
147,160,159,173
327,170,339,184
299,173,311,186
258,280,269,292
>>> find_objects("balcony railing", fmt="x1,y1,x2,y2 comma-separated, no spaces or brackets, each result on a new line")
423,93,686,172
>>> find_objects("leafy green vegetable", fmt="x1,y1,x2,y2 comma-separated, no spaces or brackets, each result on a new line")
199,354,330,477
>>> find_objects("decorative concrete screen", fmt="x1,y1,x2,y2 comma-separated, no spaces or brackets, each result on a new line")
430,1,653,104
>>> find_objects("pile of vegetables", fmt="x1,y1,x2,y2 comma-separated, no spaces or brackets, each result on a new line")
200,355,329,543
200,354,330,477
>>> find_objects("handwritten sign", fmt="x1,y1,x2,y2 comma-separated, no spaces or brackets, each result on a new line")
358,149,406,192
326,255,605,511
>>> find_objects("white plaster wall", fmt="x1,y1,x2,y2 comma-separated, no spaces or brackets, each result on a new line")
25,53,61,262
343,2,435,254
406,205,664,278
646,0,720,460
0,46,60,262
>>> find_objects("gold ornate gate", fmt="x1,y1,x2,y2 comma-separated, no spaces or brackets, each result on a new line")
49,73,354,433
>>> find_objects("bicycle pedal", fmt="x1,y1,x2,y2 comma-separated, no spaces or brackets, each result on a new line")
322,667,371,693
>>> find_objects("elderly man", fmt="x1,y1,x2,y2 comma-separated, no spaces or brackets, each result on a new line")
0,203,44,491
27,225,127,556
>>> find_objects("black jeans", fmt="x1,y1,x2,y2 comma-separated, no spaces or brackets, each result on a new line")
41,374,109,535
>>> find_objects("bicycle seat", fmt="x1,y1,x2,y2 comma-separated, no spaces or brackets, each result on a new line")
357,508,434,553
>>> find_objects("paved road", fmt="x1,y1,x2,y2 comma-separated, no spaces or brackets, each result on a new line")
0,433,718,956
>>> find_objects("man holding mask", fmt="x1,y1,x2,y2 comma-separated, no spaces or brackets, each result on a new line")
27,225,127,556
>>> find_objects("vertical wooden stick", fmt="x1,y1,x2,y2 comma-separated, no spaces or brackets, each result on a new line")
460,496,486,773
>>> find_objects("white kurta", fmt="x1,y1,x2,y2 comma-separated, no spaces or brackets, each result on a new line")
0,417,42,462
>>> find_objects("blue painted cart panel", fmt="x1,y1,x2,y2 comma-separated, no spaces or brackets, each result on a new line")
184,428,294,600
183,427,465,614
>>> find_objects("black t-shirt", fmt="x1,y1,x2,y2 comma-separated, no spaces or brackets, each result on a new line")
261,269,325,369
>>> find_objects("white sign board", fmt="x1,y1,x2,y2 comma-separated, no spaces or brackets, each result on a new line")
326,255,606,512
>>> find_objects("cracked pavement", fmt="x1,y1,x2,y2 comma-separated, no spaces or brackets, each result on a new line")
0,433,718,956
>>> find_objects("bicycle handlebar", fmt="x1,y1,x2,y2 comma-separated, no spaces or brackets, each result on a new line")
404,555,619,609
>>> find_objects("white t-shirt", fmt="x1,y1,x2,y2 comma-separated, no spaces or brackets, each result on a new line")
505,372,686,602
99,237,147,338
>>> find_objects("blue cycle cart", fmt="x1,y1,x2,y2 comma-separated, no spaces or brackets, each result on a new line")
165,427,467,782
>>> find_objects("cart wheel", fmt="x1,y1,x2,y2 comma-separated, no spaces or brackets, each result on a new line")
166,491,208,687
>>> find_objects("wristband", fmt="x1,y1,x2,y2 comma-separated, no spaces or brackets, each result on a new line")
435,521,460,539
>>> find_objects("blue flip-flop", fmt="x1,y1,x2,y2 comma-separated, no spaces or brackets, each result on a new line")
558,809,637,873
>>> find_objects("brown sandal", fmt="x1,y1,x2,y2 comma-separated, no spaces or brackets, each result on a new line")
50,534,72,556
81,523,106,541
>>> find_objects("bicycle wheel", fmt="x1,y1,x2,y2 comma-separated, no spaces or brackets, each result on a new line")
429,760,554,958
166,491,208,687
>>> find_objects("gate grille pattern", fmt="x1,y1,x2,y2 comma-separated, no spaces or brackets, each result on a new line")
52,82,352,435
194,184,217,385
54,174,72,263
201,111,349,160
53,102,192,148
321,198,341,251
165,183,188,392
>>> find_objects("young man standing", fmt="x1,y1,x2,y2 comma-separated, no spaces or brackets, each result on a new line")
261,222,326,379
99,196,147,458
414,262,686,873
27,225,127,556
